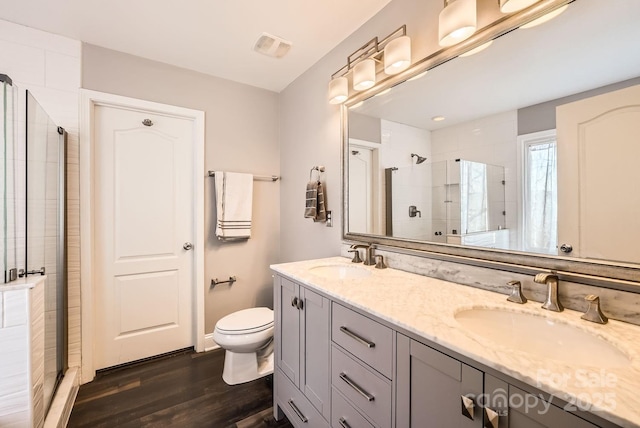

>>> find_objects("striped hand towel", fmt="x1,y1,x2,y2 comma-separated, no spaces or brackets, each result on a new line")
304,180,326,222
215,171,253,240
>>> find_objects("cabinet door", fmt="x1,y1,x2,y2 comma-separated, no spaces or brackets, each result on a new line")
300,286,330,420
276,276,300,385
484,374,510,428
397,335,483,428
508,385,597,428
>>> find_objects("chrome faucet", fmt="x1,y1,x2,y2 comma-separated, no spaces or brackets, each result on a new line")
534,272,563,312
349,243,376,265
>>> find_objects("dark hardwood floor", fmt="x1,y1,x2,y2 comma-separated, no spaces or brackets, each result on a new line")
68,348,293,428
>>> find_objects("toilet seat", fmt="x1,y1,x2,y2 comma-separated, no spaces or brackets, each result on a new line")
215,307,274,335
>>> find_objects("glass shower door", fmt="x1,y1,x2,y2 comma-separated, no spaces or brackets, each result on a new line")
26,91,66,413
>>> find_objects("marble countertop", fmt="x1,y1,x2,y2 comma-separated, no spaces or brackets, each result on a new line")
271,257,640,428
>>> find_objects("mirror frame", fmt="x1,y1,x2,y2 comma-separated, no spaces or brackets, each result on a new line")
342,0,640,286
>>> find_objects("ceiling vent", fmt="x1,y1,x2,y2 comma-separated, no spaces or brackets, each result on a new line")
254,32,292,58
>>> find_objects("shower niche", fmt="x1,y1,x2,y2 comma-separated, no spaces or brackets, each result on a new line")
386,159,507,249
0,74,67,421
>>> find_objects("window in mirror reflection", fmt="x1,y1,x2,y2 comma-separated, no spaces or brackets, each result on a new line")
521,132,557,255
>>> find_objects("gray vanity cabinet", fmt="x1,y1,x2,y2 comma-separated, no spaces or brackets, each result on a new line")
397,334,598,428
396,334,484,428
274,275,331,427
273,271,609,428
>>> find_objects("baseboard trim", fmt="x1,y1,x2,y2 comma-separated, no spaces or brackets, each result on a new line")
44,367,79,428
204,333,220,352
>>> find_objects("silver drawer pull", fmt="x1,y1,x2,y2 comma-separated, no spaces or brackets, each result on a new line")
339,326,375,348
339,373,375,402
287,399,308,423
338,417,351,428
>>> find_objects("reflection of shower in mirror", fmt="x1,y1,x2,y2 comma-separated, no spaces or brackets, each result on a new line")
411,153,427,164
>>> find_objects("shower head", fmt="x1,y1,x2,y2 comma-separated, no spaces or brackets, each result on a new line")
411,153,427,164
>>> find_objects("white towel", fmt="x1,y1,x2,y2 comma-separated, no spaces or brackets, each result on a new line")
215,171,253,240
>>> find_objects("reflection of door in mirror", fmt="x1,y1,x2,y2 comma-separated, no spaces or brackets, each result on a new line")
557,84,640,264
348,142,375,234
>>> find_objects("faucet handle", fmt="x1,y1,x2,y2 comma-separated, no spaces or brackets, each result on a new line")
348,249,363,263
506,280,527,304
581,295,608,324
533,272,558,284
374,255,387,269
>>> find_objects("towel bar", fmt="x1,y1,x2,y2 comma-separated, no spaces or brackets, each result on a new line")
208,171,279,182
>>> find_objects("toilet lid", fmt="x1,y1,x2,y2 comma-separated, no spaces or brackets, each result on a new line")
216,307,274,333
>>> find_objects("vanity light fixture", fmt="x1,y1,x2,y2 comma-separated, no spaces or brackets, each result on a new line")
459,40,494,57
499,0,539,14
353,59,376,91
328,76,348,104
328,25,411,104
520,4,569,28
438,0,477,47
384,35,411,75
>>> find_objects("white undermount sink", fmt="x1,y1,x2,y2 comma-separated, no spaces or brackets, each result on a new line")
309,264,372,279
454,308,631,368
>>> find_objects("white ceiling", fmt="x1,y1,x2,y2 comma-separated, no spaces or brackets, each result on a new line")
0,0,392,92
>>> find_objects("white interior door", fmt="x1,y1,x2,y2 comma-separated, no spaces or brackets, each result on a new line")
94,104,195,369
349,146,373,234
556,84,640,263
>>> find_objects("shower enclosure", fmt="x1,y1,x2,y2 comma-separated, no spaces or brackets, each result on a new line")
385,159,507,249
1,74,67,416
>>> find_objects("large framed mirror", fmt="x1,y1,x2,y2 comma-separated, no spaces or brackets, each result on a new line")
343,0,640,282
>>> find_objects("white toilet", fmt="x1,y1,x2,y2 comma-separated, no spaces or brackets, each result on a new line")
213,307,274,385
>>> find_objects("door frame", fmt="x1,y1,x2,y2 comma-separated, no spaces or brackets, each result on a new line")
79,89,205,383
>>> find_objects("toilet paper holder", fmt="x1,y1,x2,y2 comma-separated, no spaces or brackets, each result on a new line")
211,276,237,288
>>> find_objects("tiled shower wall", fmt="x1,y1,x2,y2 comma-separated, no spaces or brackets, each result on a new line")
381,119,432,240
431,110,518,249
0,20,81,369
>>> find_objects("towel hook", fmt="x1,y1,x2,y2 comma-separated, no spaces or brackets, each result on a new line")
309,165,325,181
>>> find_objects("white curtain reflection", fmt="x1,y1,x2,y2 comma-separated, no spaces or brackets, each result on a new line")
524,141,557,253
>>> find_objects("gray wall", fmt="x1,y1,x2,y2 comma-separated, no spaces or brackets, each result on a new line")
278,0,503,262
518,76,640,135
82,44,281,334
349,113,381,143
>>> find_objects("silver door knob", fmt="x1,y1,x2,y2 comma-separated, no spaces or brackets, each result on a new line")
559,243,573,253
183,242,193,250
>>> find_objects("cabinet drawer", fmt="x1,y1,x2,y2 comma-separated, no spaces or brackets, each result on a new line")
332,302,393,378
332,388,375,428
332,346,392,428
331,388,375,428
276,368,329,428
